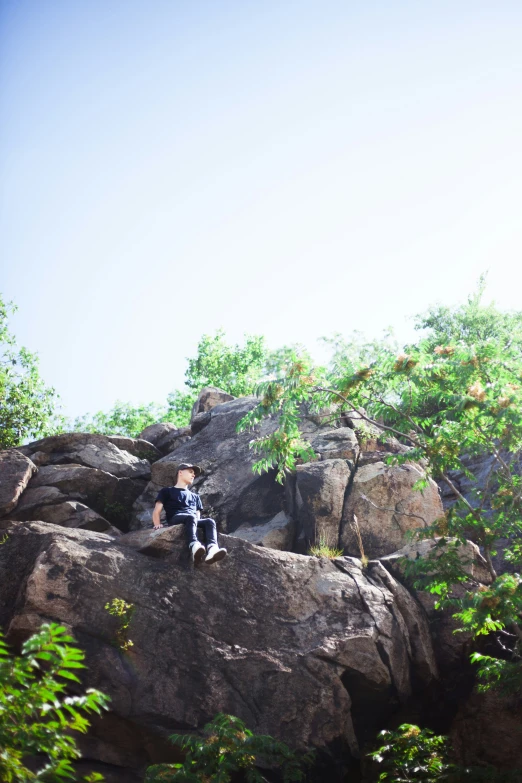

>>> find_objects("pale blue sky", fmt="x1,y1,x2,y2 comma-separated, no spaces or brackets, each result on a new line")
1,1,521,419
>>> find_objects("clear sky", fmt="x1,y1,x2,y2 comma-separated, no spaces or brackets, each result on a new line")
1,0,521,420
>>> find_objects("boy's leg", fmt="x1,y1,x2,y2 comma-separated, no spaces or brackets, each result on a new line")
176,514,205,564
199,517,227,564
197,517,218,548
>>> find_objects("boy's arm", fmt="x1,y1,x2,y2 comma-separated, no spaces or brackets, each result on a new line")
152,502,164,529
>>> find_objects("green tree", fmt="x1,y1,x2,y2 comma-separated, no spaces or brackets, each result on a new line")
238,283,522,693
144,713,308,783
74,331,309,438
367,724,519,782
0,295,62,448
368,724,455,782
73,401,169,439
0,622,109,782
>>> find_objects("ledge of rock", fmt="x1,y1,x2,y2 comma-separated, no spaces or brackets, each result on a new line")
0,520,437,777
17,432,158,477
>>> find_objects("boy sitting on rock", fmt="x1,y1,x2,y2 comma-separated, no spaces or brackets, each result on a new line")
152,463,227,565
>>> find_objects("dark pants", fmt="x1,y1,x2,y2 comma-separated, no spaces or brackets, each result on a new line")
168,514,218,548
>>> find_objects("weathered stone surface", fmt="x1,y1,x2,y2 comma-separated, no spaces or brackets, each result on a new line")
106,436,161,462
341,461,443,559
309,427,359,461
450,688,522,772
139,423,178,446
295,459,352,549
0,521,438,774
190,411,212,435
139,424,193,457
380,537,492,585
379,538,492,674
9,500,121,537
26,464,146,532
131,397,284,531
0,450,36,516
156,426,192,456
18,433,156,479
230,511,296,551
190,386,235,421
11,485,67,513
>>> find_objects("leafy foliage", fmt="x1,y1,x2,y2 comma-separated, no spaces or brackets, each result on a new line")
0,295,62,447
104,598,135,651
73,401,169,439
144,712,309,783
368,724,455,782
0,622,109,782
239,282,522,694
367,724,519,782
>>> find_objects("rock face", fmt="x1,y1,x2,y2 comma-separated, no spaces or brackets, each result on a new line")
295,460,352,549
450,688,522,773
3,395,445,563
17,432,156,478
131,397,285,531
341,462,444,559
380,537,492,586
190,386,235,420
139,424,192,456
129,395,443,564
0,449,37,516
8,434,154,533
230,511,296,550
3,394,515,777
0,520,438,778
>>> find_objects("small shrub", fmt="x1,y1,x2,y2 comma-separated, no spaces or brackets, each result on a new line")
144,712,310,782
308,536,344,559
104,598,135,651
368,724,454,782
0,622,109,782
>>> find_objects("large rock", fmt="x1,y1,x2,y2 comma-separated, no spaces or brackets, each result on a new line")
379,537,493,676
190,387,235,421
230,511,296,551
450,688,522,772
295,459,353,550
18,433,157,478
131,397,285,531
309,427,359,462
341,461,444,559
0,450,36,516
8,499,121,537
139,423,178,447
139,424,192,456
380,537,492,586
20,464,147,532
0,520,438,778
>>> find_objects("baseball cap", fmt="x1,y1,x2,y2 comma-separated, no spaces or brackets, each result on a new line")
177,462,202,477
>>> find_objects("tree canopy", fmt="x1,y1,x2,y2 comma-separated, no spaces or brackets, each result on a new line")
238,282,522,695
74,330,309,438
0,295,61,448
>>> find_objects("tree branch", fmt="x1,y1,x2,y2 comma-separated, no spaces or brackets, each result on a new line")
312,386,423,447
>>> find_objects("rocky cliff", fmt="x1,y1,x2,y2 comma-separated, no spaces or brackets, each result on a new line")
0,388,519,780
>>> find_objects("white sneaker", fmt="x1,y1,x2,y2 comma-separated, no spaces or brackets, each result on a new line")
189,541,206,565
205,544,227,564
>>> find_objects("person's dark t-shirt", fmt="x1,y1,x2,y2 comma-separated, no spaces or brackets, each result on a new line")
155,486,203,523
